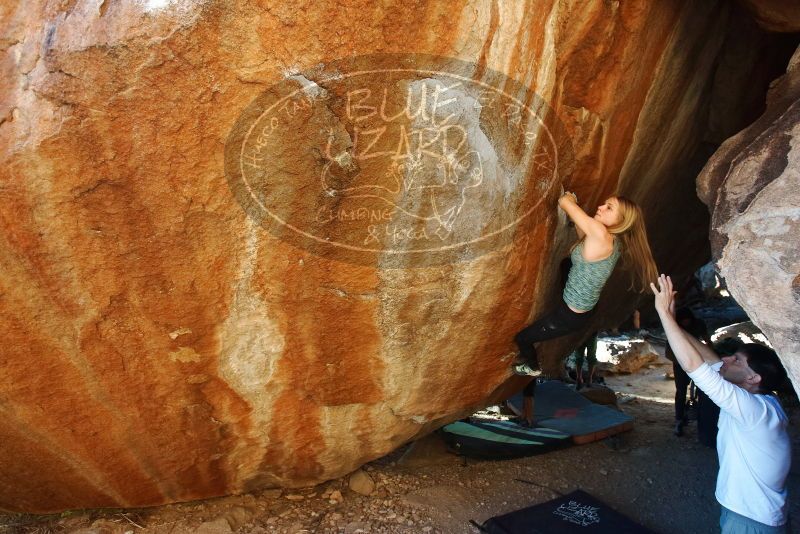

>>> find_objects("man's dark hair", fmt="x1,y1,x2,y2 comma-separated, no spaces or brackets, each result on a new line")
714,337,743,356
738,343,788,393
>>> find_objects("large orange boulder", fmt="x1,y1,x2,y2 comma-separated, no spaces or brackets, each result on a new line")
0,0,791,512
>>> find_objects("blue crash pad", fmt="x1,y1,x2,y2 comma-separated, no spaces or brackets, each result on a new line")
507,380,633,444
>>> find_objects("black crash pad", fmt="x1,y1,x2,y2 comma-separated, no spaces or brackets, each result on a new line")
480,489,657,534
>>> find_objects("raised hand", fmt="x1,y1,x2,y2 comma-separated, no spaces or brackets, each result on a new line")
650,274,677,319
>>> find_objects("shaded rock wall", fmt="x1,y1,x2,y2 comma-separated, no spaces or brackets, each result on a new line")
0,0,791,512
532,1,797,371
737,0,800,33
698,44,800,394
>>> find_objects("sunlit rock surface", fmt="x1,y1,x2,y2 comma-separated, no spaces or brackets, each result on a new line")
698,45,800,394
0,0,794,512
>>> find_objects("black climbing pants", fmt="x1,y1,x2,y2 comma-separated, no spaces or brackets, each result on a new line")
674,359,691,421
573,333,598,371
514,299,594,368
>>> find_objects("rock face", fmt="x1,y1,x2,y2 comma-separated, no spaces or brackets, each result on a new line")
597,340,661,375
0,0,793,513
698,45,800,394
737,0,800,33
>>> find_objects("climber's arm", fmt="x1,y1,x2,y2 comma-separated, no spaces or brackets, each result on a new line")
558,193,605,240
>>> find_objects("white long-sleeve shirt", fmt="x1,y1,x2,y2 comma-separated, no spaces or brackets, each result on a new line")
688,362,791,526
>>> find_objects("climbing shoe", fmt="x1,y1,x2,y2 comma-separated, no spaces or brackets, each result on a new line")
512,362,541,376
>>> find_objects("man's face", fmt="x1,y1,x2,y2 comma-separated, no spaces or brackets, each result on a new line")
719,351,757,387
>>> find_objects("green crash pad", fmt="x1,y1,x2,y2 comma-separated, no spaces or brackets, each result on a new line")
441,419,571,459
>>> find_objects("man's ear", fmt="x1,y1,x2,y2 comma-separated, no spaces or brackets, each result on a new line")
748,373,762,387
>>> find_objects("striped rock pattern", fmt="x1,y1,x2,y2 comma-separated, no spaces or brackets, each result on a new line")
0,0,789,512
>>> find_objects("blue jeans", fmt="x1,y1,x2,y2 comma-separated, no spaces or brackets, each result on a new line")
720,507,788,534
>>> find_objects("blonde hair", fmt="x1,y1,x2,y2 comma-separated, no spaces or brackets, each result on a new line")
607,196,659,292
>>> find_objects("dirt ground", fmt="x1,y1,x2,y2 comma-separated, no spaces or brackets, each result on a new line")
2,341,799,534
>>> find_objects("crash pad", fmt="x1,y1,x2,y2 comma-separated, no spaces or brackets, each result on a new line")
440,419,571,460
479,489,657,533
507,380,633,444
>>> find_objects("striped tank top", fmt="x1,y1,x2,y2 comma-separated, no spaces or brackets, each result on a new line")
562,238,621,312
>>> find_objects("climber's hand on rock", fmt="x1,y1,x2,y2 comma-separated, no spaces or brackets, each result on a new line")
560,191,578,204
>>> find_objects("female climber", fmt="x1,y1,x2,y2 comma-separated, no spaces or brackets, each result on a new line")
513,192,659,375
